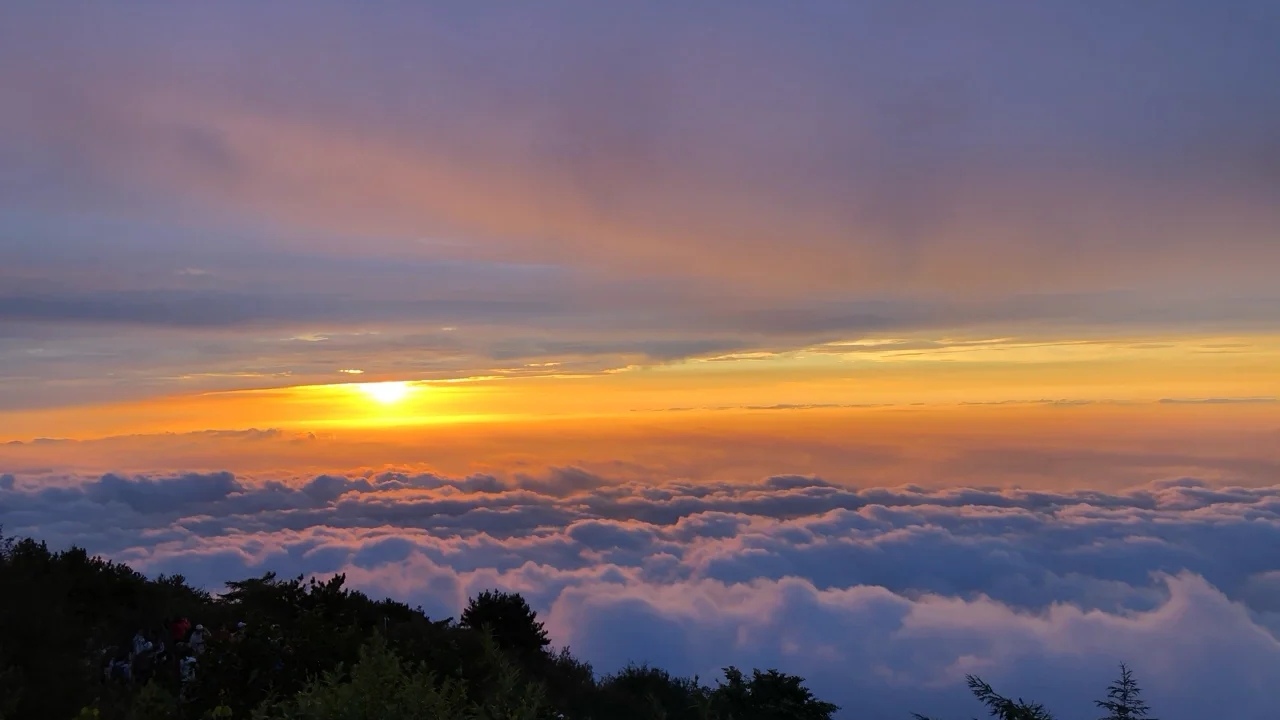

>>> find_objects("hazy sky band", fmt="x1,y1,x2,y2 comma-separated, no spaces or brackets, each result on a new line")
3,1,1279,416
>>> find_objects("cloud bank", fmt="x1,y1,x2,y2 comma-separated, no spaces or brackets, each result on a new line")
4,467,1280,718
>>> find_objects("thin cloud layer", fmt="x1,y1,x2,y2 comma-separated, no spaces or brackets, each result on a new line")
2,3,1279,407
4,467,1280,718
4,2,1278,293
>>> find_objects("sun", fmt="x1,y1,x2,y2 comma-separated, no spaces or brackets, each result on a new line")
354,381,415,405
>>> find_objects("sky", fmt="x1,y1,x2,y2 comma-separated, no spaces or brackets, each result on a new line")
1,2,1279,718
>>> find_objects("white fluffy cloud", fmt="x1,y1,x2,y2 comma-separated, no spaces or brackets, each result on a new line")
3,468,1279,718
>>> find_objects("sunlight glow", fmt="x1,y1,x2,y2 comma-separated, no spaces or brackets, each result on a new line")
355,381,415,405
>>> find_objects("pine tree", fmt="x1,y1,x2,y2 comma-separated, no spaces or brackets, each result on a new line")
1095,664,1156,720
966,676,1055,720
912,675,1054,720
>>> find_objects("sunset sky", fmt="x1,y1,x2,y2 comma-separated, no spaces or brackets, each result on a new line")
3,3,1280,718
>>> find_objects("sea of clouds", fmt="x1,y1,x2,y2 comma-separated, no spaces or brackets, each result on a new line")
4,467,1280,719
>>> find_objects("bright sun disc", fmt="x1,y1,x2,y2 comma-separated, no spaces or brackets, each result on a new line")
355,381,414,405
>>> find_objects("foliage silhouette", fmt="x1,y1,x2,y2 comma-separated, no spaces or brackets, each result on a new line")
963,675,1055,720
0,530,839,720
913,669,1158,720
461,590,552,660
596,664,709,720
4,527,1161,720
252,634,480,720
710,666,840,720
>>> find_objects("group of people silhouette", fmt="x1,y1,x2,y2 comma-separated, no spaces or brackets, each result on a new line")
102,617,245,689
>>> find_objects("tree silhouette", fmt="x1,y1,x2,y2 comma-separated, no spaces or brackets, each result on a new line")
967,676,1054,720
914,675,1054,720
270,635,486,720
0,528,923,720
1095,664,1156,720
597,664,709,720
710,666,839,720
459,590,551,659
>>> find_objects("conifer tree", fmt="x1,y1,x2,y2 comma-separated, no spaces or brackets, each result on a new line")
1095,664,1156,720
913,675,1054,720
